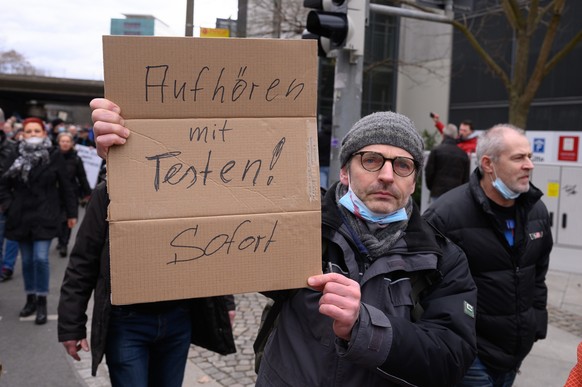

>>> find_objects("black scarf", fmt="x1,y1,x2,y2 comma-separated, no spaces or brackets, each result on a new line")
4,137,52,183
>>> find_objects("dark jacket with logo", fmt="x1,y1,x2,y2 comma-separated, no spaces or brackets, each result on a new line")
57,182,236,376
423,169,552,373
256,182,477,386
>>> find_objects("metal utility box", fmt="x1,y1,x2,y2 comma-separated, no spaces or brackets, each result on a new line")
531,164,582,248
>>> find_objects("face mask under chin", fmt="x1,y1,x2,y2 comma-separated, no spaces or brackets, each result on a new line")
491,166,521,200
339,181,408,225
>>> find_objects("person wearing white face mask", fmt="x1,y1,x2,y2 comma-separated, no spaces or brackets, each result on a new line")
424,124,553,386
0,117,78,325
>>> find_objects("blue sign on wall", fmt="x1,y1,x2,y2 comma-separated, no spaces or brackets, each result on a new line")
533,138,545,153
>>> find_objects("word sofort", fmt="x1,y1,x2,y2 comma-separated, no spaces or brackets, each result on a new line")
146,136,287,191
145,65,306,104
167,219,278,264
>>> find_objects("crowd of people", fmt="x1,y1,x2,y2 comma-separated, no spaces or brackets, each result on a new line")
0,110,93,326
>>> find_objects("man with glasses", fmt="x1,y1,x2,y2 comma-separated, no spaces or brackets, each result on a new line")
90,103,478,386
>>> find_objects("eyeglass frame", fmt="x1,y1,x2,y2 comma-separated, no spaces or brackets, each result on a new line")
351,151,419,177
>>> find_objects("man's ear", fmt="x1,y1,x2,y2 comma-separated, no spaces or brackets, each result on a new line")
340,166,349,186
481,155,493,173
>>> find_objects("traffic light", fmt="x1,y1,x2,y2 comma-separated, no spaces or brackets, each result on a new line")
302,0,368,57
302,0,348,57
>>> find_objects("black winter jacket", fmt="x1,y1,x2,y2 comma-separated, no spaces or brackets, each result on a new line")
257,182,477,386
61,149,92,200
0,147,78,241
57,183,236,376
423,169,552,373
424,137,470,197
0,133,17,175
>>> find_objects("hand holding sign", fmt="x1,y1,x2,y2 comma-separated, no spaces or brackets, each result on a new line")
90,98,129,159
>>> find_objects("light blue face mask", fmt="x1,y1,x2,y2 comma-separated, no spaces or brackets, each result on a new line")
491,167,521,200
339,184,408,225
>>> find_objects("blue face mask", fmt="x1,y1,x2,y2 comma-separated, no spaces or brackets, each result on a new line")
339,184,408,225
491,167,521,200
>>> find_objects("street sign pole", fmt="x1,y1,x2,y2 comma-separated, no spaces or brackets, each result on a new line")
328,50,364,185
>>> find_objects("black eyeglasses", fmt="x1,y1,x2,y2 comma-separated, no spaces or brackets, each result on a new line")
352,151,417,177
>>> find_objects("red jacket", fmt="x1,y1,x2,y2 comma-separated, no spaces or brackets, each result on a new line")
458,136,478,154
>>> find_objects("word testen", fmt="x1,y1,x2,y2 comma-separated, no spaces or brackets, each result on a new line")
145,119,286,191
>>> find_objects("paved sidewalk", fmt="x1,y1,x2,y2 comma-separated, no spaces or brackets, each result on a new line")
76,249,582,387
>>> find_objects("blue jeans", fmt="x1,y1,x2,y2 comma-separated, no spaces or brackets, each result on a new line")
105,305,192,387
19,240,51,295
458,356,517,387
0,212,19,271
2,239,20,271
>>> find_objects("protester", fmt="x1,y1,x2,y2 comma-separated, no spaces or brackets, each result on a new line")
430,113,478,154
0,127,19,281
458,120,478,154
424,124,553,386
2,116,17,139
0,117,77,324
12,128,24,142
55,132,92,257
67,124,79,140
0,239,20,282
58,181,236,387
49,118,67,145
430,111,445,135
90,99,478,386
424,123,470,202
75,127,96,148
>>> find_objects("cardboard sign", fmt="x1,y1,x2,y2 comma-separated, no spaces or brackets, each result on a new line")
103,36,321,305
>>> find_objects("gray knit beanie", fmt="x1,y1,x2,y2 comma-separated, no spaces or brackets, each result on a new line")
340,111,425,168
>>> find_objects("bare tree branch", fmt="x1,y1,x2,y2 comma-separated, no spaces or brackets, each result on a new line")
449,19,511,89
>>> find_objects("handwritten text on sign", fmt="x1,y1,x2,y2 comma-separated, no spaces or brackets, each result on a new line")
103,36,321,304
108,117,317,222
145,65,305,104
145,119,286,191
167,218,278,265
